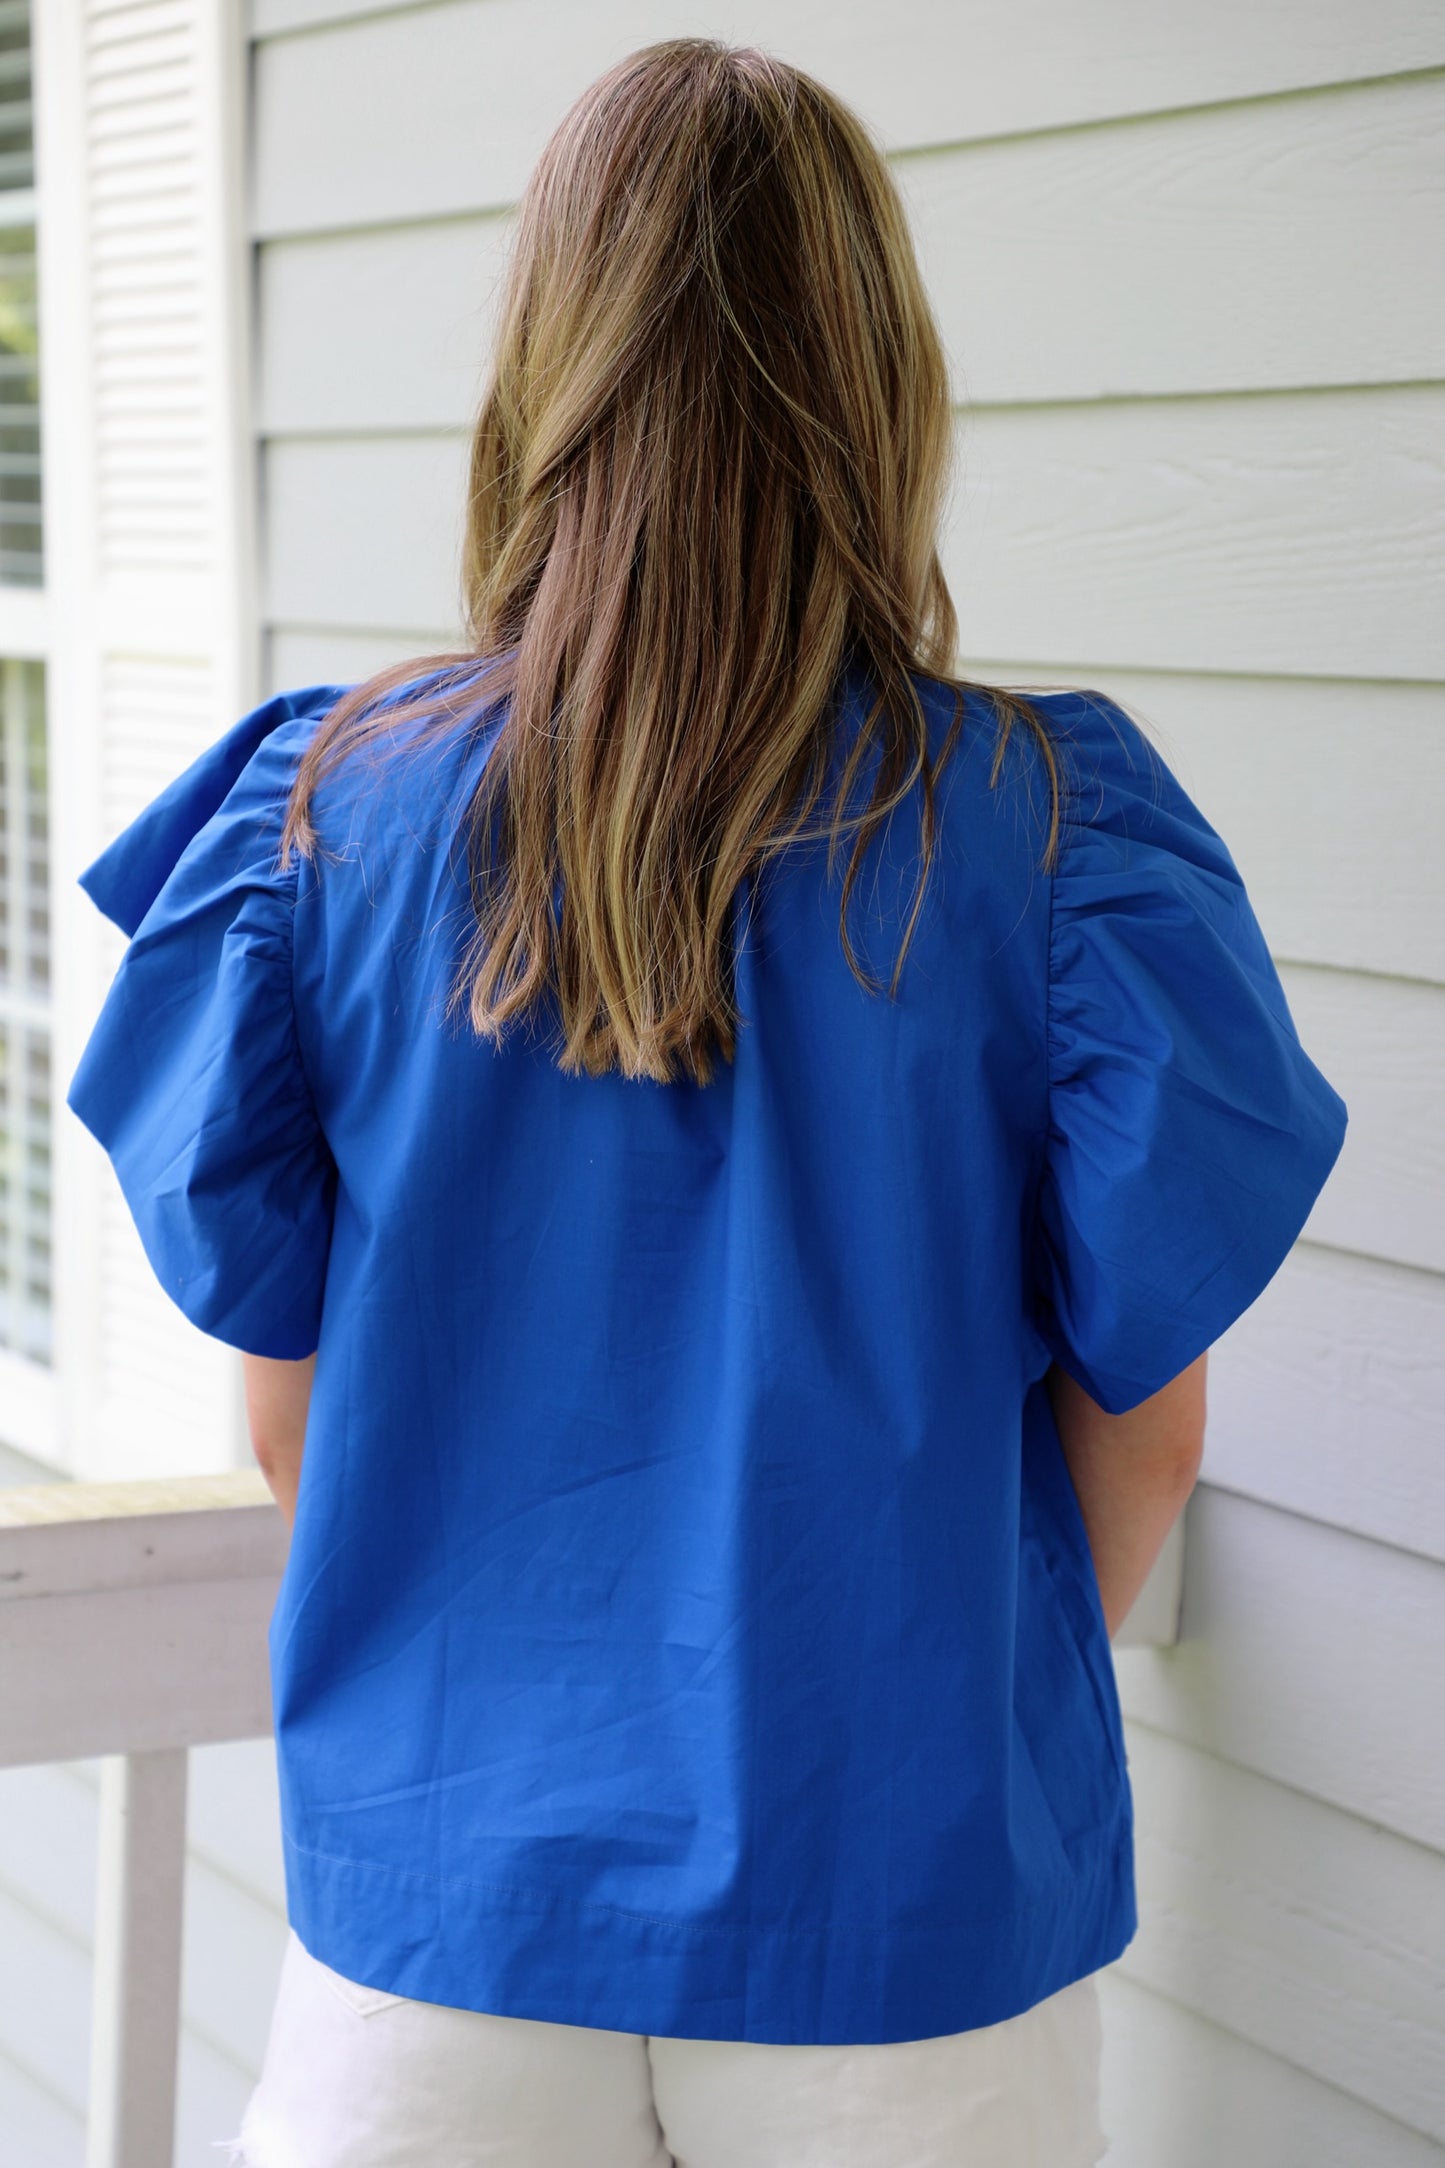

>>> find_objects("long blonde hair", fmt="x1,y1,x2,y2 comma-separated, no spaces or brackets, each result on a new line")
280,38,1062,1084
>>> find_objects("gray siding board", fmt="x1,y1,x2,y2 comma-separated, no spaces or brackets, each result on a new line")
261,391,1445,681
250,0,1445,234
256,77,1445,419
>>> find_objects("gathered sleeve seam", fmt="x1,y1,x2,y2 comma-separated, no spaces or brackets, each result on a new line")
1042,808,1068,1100
1038,697,1169,1107
250,724,333,1157
1026,730,1086,1371
1041,739,1092,1122
276,830,330,1149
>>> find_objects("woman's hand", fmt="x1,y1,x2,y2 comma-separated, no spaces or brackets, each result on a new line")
242,1351,317,1532
1047,1354,1208,1638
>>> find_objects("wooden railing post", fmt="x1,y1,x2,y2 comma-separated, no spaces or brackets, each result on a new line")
86,1749,190,2168
0,1472,287,2168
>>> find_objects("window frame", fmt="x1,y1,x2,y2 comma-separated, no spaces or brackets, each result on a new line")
0,13,54,1455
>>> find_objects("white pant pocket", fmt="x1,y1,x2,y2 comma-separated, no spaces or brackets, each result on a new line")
293,1928,411,2018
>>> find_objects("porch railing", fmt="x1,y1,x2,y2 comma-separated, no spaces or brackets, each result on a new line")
0,1472,285,2168
0,1471,1183,2168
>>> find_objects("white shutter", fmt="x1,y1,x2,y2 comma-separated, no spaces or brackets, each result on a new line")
36,0,257,1480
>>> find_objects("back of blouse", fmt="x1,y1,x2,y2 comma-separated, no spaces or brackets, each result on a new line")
66,660,1348,2046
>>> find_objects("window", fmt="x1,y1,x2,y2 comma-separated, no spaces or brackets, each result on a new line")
0,657,47,1361
0,0,45,1379
0,218,40,585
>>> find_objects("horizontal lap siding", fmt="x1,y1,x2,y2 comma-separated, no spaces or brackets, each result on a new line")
249,3,1445,2154
257,75,1445,417
260,393,1445,676
948,391,1444,680
969,664,1445,983
1201,1246,1445,1566
0,1740,287,2160
1111,1734,1445,2148
249,0,1445,223
1099,1971,1445,2168
1279,968,1444,1271
1117,1489,1445,1853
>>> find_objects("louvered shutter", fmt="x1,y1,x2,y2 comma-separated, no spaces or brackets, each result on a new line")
38,0,257,1479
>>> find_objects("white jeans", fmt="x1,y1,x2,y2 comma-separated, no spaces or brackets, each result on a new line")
216,1926,1108,2168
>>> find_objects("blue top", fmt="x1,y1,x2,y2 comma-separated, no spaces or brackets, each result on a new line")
66,662,1348,2045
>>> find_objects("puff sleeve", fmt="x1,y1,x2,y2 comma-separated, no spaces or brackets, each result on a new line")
1031,694,1349,1416
65,694,347,1359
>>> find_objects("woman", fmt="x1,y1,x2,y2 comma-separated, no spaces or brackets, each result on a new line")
67,38,1347,2168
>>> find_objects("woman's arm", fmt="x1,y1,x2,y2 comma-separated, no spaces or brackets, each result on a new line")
1047,1353,1208,1638
242,1351,316,1531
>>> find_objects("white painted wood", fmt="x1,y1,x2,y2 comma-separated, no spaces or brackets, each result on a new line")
1118,1724,1445,2144
0,1751,287,2158
29,0,97,1489
249,0,1445,236
0,1747,286,2013
38,0,261,1489
252,0,368,37
0,1762,100,1945
0,584,49,654
963,663,1445,986
946,390,1445,683
0,1468,284,1577
0,1472,263,1529
256,76,1445,431
1098,1970,1445,2168
0,1348,58,1466
187,1737,286,1914
87,1750,188,2168
266,623,430,690
1130,674,1445,986
1113,1516,1185,1649
89,1140,239,1482
0,1576,281,1767
1115,1486,1445,1852
174,2026,271,2168
178,1827,288,2078
905,75,1445,402
259,390,1445,681
1276,965,1445,1276
260,429,468,638
0,1875,92,2116
0,1441,56,1490
0,1476,286,1766
0,2054,81,2168
1203,1246,1445,1567
257,213,513,434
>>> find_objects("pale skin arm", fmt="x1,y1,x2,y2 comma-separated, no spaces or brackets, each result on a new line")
1046,1351,1208,1638
242,1352,316,1532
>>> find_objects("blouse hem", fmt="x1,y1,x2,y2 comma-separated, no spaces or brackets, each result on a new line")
278,1814,1137,2047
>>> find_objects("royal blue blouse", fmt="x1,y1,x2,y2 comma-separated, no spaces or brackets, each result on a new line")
66,662,1348,2045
